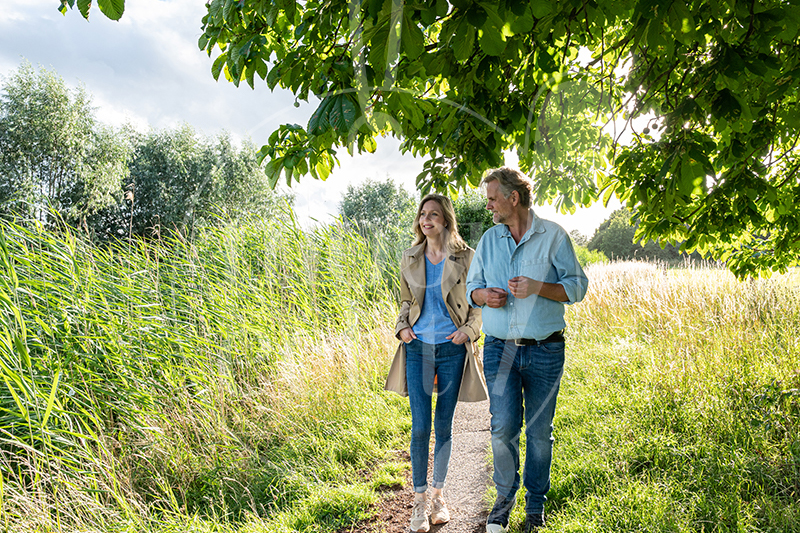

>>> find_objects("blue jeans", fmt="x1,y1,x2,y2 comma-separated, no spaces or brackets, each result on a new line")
405,339,467,493
483,335,564,514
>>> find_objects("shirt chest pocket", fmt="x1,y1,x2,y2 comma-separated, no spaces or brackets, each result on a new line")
517,260,554,282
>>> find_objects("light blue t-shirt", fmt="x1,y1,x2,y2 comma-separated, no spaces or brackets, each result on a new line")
412,256,458,344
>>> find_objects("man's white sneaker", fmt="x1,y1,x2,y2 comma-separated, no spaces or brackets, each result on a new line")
410,498,430,532
486,524,507,533
430,495,450,525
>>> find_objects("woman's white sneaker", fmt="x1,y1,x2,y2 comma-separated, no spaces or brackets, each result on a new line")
430,495,450,525
410,498,430,532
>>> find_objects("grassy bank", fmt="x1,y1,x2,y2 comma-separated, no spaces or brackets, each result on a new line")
504,262,799,532
0,212,409,532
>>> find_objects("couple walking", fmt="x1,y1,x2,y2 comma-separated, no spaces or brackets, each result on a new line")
385,167,589,533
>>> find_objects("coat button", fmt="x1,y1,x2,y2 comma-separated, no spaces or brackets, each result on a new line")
457,304,462,308
456,279,461,284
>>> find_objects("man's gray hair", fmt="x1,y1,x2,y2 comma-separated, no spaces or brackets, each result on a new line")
481,167,533,208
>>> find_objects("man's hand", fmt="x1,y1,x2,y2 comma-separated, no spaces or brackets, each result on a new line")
399,327,417,343
472,287,508,308
446,330,470,345
508,276,540,299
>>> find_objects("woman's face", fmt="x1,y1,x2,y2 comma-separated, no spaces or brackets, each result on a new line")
418,200,447,239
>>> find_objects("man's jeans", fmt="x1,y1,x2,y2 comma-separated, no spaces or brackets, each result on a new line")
483,335,564,514
405,339,466,493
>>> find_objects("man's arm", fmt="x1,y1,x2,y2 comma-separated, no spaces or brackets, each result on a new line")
507,277,567,302
471,287,509,307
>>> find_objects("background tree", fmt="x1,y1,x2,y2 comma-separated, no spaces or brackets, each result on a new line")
339,177,415,238
588,208,693,262
453,189,494,249
90,127,284,240
338,177,415,296
569,229,589,248
0,62,132,227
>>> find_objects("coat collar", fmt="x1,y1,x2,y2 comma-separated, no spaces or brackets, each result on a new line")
404,242,468,305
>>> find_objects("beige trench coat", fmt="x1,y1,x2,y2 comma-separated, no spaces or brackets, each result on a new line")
384,243,488,402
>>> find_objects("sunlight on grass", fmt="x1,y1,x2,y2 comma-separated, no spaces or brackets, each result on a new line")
0,212,409,532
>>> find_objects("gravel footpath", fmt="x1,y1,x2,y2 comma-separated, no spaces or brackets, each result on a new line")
430,399,492,533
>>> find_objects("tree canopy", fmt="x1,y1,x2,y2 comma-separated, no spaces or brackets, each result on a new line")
0,62,132,227
60,0,800,276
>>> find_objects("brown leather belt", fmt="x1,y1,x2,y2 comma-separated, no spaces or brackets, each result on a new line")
514,330,565,346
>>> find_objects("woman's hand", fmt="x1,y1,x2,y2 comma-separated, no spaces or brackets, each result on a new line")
399,327,417,343
446,330,470,345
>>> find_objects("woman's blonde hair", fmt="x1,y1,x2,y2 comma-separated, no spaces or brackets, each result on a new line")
411,193,468,253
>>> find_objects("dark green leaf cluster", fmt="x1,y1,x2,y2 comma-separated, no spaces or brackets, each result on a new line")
197,0,611,203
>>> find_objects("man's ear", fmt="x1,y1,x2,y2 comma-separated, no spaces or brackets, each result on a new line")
511,190,519,206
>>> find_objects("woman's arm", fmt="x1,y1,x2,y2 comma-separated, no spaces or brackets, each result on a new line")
395,255,415,339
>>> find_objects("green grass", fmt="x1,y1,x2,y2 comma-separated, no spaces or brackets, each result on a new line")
504,261,800,532
4,215,799,532
0,210,410,532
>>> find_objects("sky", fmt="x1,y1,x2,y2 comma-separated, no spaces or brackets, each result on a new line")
0,0,618,236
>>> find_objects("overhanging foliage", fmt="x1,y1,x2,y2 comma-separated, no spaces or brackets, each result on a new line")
59,0,800,276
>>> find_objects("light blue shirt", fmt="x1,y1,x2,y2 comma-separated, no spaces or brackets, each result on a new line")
413,256,458,344
466,210,588,341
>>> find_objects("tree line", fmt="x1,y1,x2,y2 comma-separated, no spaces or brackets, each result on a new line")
0,62,285,241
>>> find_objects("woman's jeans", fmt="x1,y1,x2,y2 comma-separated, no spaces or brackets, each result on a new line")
405,339,466,493
482,335,565,514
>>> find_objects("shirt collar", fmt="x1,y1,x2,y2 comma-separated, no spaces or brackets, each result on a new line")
497,208,545,241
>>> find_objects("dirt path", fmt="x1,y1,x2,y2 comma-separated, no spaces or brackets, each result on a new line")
342,400,492,533
430,399,492,533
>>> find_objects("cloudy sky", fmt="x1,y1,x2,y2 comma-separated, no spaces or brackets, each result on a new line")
0,0,616,235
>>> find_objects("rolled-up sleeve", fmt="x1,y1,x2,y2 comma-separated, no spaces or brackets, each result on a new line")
466,242,487,308
554,236,589,304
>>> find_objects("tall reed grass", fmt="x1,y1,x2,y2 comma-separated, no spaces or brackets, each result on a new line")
0,209,409,532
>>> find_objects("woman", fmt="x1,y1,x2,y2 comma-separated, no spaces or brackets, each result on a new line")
385,193,487,533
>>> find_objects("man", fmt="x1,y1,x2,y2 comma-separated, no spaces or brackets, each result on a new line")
466,167,588,533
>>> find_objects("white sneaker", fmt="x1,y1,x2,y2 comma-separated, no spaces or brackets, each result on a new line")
410,498,430,532
486,524,507,533
430,495,450,525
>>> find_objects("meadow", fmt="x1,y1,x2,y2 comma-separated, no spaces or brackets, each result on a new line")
535,262,799,532
0,214,797,532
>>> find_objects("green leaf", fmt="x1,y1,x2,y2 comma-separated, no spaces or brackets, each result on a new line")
401,10,425,60
509,5,534,34
255,56,268,80
467,5,487,27
41,370,61,429
453,16,476,62
308,96,334,135
477,4,507,56
211,53,227,81
97,0,124,20
531,0,553,19
266,65,282,89
265,159,282,188
77,0,90,19
329,94,359,134
223,0,235,23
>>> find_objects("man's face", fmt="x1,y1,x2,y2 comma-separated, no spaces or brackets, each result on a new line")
485,180,514,224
